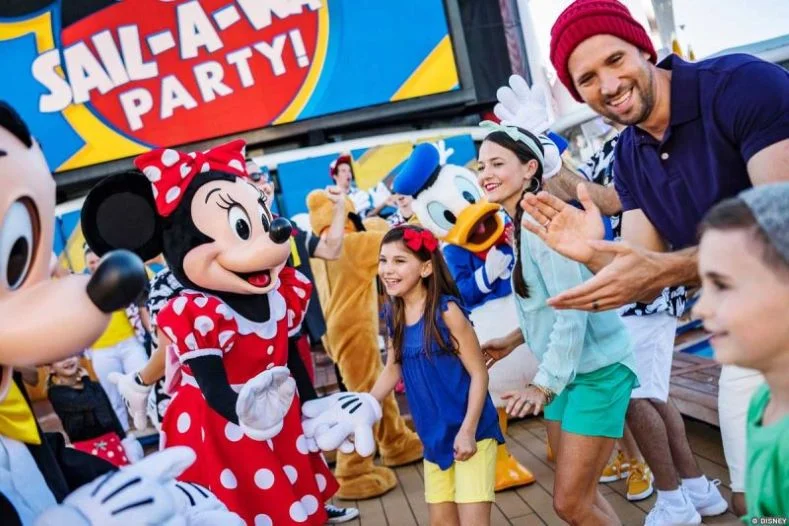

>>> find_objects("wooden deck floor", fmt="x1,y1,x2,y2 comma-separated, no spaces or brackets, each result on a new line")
311,344,741,526
328,416,741,526
29,331,736,525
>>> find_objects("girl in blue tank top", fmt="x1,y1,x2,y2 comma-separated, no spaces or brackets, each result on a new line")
369,225,503,526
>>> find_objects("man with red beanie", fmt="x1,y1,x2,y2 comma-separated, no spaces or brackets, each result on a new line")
517,0,789,524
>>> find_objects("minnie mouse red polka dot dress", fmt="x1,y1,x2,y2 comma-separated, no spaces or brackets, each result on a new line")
158,267,338,525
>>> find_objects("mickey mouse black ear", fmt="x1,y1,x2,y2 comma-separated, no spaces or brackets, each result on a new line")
81,171,163,261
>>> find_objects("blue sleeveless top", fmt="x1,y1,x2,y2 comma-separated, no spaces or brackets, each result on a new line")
386,295,504,470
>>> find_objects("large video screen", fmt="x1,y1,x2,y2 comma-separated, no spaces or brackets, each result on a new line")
0,0,462,172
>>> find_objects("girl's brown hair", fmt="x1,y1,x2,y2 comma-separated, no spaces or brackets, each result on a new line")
378,225,463,362
482,128,544,298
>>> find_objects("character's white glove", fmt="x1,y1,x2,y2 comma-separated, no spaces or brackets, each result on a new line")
35,446,196,526
304,433,353,454
434,139,456,166
350,190,372,216
368,182,392,209
301,392,382,457
540,135,563,180
108,371,151,431
494,75,553,134
121,435,144,463
236,366,296,441
169,480,245,526
484,247,513,283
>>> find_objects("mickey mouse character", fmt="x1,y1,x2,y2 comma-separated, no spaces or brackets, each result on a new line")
81,140,338,526
0,100,243,526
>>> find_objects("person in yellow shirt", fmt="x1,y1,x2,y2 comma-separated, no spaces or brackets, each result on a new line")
85,247,148,432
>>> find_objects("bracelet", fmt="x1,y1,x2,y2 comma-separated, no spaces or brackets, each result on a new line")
529,383,555,405
134,373,148,387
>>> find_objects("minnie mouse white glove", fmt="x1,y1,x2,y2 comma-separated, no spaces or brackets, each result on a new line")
236,366,296,441
35,446,196,526
301,392,382,457
494,75,553,134
108,371,151,431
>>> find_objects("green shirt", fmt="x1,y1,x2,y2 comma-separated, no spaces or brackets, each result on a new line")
745,384,789,522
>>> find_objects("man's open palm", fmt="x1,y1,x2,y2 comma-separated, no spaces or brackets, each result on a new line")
520,183,605,264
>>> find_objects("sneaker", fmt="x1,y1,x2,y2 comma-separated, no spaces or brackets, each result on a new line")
684,479,728,516
599,451,630,483
644,492,701,526
325,503,360,523
626,462,654,501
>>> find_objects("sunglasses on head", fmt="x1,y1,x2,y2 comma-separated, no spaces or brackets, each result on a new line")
249,171,271,183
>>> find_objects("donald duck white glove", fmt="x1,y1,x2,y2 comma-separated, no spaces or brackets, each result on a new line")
494,75,563,179
483,246,513,284
494,75,552,135
301,392,382,457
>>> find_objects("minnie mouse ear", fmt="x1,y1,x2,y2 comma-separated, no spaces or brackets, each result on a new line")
81,171,163,261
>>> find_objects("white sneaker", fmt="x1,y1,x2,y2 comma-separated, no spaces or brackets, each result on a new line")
644,491,702,526
325,504,360,523
683,479,729,516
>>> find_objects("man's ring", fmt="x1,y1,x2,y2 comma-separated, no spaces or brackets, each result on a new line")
592,301,599,310
543,219,551,228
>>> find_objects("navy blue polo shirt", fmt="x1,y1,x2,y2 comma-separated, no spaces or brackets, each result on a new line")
614,54,789,249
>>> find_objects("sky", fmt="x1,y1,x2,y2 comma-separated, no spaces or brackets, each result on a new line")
528,0,789,60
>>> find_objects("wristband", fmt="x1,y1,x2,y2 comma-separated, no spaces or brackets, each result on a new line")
529,383,555,405
134,373,148,387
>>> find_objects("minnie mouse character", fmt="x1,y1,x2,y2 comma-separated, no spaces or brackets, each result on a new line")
81,139,338,525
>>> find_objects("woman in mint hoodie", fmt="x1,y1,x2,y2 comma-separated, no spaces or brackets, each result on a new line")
477,122,637,526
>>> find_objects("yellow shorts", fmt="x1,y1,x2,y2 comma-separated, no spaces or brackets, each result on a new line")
423,438,497,504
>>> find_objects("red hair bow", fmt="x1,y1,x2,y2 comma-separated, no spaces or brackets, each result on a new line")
134,139,248,217
403,228,438,253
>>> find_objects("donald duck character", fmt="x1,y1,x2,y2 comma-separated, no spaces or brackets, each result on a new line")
392,140,538,491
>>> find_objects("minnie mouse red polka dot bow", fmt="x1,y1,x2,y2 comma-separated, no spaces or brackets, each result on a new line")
133,139,248,217
402,228,439,253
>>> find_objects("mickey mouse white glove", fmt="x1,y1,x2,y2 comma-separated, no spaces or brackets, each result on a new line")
108,371,151,431
236,366,296,441
301,392,382,457
483,246,513,285
35,446,196,526
169,480,244,526
494,75,553,134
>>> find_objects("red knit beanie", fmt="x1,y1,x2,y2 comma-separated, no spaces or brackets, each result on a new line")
550,0,657,101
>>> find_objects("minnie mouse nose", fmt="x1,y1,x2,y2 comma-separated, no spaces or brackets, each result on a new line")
269,217,292,244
